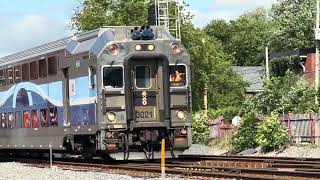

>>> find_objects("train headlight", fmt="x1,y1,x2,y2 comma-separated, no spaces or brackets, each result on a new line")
135,44,142,51
107,44,119,55
106,112,117,122
147,44,155,51
176,110,186,120
171,43,181,54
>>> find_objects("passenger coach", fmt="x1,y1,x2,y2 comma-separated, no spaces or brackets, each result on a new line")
0,26,192,160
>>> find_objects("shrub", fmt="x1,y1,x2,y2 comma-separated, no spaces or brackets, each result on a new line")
231,112,258,152
256,113,290,151
208,107,239,123
192,112,210,144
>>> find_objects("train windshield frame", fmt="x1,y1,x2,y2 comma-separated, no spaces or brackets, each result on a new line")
169,64,187,87
103,66,124,89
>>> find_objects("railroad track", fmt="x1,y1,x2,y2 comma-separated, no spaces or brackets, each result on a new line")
2,155,320,179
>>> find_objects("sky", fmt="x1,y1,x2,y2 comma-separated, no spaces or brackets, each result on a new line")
0,0,277,57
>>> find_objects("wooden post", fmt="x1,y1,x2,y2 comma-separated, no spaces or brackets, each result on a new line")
204,85,208,118
161,139,165,178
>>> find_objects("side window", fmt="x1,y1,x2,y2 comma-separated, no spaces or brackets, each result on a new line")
7,67,13,85
103,66,123,88
32,110,39,128
22,63,29,81
49,108,58,126
169,65,187,87
15,112,22,129
39,59,47,78
8,112,14,129
40,109,48,127
135,66,151,88
23,111,31,128
30,61,38,80
48,56,57,76
0,113,6,128
14,65,21,83
0,70,6,86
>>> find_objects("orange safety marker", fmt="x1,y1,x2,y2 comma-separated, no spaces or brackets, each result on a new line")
161,139,165,178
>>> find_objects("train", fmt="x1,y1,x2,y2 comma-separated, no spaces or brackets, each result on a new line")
0,26,192,160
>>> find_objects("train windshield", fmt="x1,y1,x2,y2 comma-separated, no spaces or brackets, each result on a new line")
135,66,151,89
103,66,123,88
169,65,186,87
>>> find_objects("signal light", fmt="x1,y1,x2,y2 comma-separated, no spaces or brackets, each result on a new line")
108,44,119,55
171,43,181,54
180,128,187,135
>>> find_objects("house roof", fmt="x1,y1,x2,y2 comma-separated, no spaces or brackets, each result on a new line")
232,66,265,93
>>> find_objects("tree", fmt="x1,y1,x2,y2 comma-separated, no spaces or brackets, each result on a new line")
270,0,316,52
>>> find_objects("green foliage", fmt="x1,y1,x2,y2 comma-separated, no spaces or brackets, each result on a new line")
231,113,258,152
256,113,290,151
241,70,318,115
208,107,239,123
208,138,232,150
192,112,210,144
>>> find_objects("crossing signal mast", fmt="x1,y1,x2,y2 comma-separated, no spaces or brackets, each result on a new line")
149,0,182,41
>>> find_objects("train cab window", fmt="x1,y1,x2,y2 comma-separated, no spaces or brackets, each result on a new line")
22,63,29,81
30,61,38,80
14,65,21,83
0,70,6,86
0,113,6,128
103,66,123,88
169,65,187,87
23,111,31,128
39,59,47,78
40,109,48,127
135,66,151,89
48,56,57,76
8,112,14,129
32,110,39,128
49,108,58,126
15,112,22,129
6,67,13,85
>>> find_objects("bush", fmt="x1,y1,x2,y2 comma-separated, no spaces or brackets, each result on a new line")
208,107,239,123
231,112,258,152
192,112,210,144
256,113,290,151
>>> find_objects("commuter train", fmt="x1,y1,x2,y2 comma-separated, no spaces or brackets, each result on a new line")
0,26,192,160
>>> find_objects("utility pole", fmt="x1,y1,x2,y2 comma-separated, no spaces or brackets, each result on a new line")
315,0,320,105
265,46,270,80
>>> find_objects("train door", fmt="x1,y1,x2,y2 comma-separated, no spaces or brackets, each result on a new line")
131,58,164,122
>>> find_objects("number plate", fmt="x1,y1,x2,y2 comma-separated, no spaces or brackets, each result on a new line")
135,106,156,121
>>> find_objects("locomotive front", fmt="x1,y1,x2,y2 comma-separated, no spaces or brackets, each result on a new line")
96,26,192,159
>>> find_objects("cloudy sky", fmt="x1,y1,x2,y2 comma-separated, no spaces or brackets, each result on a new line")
0,0,277,57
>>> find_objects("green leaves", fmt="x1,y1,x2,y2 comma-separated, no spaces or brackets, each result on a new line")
192,113,210,144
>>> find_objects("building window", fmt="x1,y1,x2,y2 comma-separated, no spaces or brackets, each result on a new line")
32,110,39,128
8,112,14,129
40,109,48,127
22,63,29,81
15,112,22,129
39,59,47,78
14,65,21,83
30,61,38,80
50,108,58,126
48,56,57,75
169,65,187,87
7,67,13,84
135,66,151,89
23,111,31,128
0,70,6,86
103,66,123,88
0,113,6,128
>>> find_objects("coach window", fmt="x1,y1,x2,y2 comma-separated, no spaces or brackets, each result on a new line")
48,56,57,76
103,66,123,88
23,111,31,128
32,110,39,128
0,70,6,86
30,61,38,80
49,108,58,126
15,112,22,129
40,109,48,127
135,66,151,89
0,113,6,128
7,67,13,85
169,65,187,87
39,59,47,78
8,112,14,129
14,65,21,83
22,63,29,81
